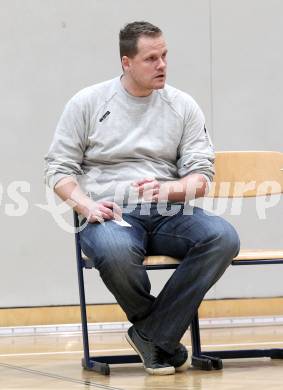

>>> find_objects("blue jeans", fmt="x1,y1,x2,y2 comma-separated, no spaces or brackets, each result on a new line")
79,203,240,354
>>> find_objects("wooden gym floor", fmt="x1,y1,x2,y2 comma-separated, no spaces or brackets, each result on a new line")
1,325,283,390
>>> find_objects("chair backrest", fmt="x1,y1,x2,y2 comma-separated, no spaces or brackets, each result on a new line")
207,151,283,198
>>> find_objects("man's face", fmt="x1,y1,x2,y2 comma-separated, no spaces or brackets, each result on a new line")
123,34,167,94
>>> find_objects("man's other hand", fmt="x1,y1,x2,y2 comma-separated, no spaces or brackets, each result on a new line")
131,178,160,202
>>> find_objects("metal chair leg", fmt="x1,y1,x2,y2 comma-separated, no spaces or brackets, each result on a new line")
191,311,223,371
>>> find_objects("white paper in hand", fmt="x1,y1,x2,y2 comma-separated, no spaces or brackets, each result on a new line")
113,218,132,227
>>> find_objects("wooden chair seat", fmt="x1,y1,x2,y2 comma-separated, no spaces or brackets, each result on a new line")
143,255,180,266
143,250,283,265
83,250,283,267
234,249,283,261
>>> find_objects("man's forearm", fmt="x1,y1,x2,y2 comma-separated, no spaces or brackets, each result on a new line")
54,176,122,222
160,173,209,203
54,176,93,216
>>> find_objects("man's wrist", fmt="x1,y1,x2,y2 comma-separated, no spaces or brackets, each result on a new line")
70,195,94,217
159,174,208,203
159,181,185,202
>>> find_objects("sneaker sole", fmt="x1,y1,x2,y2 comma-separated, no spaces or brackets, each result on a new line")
175,359,190,372
125,333,175,376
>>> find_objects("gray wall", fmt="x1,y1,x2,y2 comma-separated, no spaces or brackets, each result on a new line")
0,0,282,308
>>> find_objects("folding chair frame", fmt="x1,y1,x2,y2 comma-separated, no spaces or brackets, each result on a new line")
73,151,283,374
190,150,283,367
191,258,283,369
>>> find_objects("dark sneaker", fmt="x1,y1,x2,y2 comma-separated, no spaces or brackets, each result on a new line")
163,343,189,372
125,326,175,375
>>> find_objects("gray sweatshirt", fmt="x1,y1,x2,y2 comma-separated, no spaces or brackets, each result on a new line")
44,76,215,203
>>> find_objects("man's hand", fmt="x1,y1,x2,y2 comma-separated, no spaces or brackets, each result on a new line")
131,178,160,202
54,176,122,224
80,200,122,224
131,174,208,203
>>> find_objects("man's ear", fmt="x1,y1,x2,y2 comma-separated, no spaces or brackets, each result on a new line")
121,56,130,71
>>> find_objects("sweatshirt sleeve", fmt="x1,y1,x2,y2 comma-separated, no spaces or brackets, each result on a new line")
177,99,215,182
44,97,87,190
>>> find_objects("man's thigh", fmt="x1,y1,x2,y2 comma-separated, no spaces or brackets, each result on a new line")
148,206,232,259
79,217,148,264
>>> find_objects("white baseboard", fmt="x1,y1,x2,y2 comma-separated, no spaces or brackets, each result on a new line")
1,315,283,337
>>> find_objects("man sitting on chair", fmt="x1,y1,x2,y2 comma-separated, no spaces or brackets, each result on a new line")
44,21,240,375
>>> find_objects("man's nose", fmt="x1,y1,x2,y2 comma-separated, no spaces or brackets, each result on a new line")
157,57,166,70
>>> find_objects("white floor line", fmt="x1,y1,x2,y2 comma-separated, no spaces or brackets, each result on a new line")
0,349,129,357
202,341,283,348
1,340,283,358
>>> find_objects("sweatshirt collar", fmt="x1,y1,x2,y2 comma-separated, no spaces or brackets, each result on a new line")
117,75,155,104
